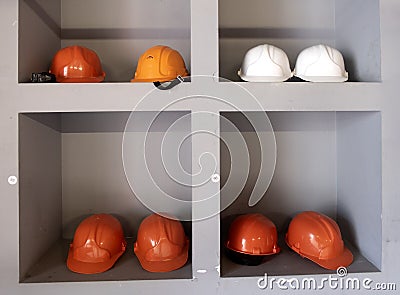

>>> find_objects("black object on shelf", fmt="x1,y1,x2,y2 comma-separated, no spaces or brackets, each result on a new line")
225,247,276,266
31,72,56,83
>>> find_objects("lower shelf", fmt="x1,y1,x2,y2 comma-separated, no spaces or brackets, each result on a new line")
220,235,378,278
21,238,193,283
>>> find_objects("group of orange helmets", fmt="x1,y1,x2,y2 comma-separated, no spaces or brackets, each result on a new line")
67,211,352,275
225,211,353,270
67,213,189,274
48,45,188,83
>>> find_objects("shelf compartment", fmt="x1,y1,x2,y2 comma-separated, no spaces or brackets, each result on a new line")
219,0,381,82
19,111,192,283
220,111,382,277
19,0,191,83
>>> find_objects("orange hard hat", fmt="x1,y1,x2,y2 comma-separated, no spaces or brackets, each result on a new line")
134,213,189,272
67,214,126,274
131,45,188,83
49,45,105,83
285,211,353,270
226,213,280,256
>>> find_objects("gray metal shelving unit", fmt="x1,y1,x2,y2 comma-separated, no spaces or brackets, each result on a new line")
1,0,399,294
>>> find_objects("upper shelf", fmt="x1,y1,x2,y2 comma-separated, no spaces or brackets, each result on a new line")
219,0,381,82
15,81,382,112
18,0,191,83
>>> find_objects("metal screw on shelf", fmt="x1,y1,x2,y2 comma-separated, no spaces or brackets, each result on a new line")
211,174,220,183
8,176,18,185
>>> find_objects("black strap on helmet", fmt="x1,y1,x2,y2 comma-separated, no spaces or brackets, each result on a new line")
153,75,187,90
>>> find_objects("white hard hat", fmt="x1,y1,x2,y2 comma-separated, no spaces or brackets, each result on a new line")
238,44,293,82
294,44,348,82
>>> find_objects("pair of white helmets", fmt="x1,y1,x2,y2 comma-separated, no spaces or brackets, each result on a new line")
238,44,348,82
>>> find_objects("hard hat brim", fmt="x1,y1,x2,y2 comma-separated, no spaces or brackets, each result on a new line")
305,246,354,270
238,70,292,82
294,74,348,83
57,76,105,83
67,245,125,274
286,237,353,270
134,239,189,273
131,72,188,83
130,77,173,83
225,242,280,256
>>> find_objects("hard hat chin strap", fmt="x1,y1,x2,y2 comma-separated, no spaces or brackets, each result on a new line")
153,75,187,90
